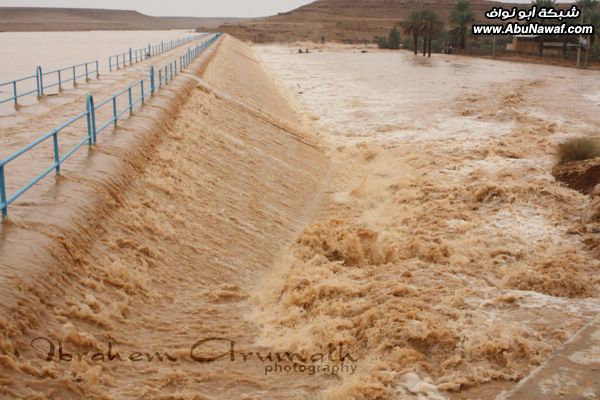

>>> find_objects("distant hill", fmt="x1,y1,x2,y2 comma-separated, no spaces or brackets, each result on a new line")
208,0,523,43
0,7,245,32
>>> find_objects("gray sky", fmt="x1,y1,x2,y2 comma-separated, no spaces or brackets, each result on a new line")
0,0,573,18
0,0,316,18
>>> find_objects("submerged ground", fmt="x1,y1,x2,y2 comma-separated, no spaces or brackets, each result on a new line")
253,44,600,398
0,36,599,399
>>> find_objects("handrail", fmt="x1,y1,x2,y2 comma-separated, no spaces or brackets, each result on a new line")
0,33,222,218
0,60,99,107
108,34,206,72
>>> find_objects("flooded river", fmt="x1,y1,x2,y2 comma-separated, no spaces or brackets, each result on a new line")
0,35,598,399
0,30,196,81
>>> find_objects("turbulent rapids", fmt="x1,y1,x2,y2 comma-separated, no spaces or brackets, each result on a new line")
0,35,599,399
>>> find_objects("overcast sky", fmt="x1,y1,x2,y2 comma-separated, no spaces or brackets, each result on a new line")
0,0,573,18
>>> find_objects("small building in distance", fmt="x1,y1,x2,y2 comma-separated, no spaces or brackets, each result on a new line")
507,34,579,55
506,35,541,53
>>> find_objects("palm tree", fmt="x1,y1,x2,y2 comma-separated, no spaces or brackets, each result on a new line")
420,10,444,57
401,11,424,55
450,0,475,50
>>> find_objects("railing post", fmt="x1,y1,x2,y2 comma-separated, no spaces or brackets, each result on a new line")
12,81,17,107
86,94,97,145
72,66,77,87
150,66,155,95
85,63,89,82
129,48,133,64
109,57,112,72
128,87,133,114
58,70,62,92
112,97,117,126
96,60,99,78
90,96,96,143
52,129,60,175
36,66,43,97
148,44,151,58
0,164,7,218
86,102,92,146
141,80,145,104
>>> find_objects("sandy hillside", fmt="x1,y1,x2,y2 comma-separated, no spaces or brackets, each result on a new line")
0,8,244,32
211,0,522,43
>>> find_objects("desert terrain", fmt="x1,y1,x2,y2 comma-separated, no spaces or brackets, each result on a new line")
0,8,244,32
210,0,521,43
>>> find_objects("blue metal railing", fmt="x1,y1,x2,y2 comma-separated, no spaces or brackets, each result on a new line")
0,60,99,107
108,34,205,72
0,33,222,218
38,61,100,95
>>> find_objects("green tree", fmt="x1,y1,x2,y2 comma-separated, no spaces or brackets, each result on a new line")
388,26,401,49
450,0,475,50
420,10,444,57
401,11,425,55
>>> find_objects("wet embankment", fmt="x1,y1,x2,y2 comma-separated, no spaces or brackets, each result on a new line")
0,35,329,399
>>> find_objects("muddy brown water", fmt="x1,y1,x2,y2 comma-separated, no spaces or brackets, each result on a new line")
0,36,599,399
